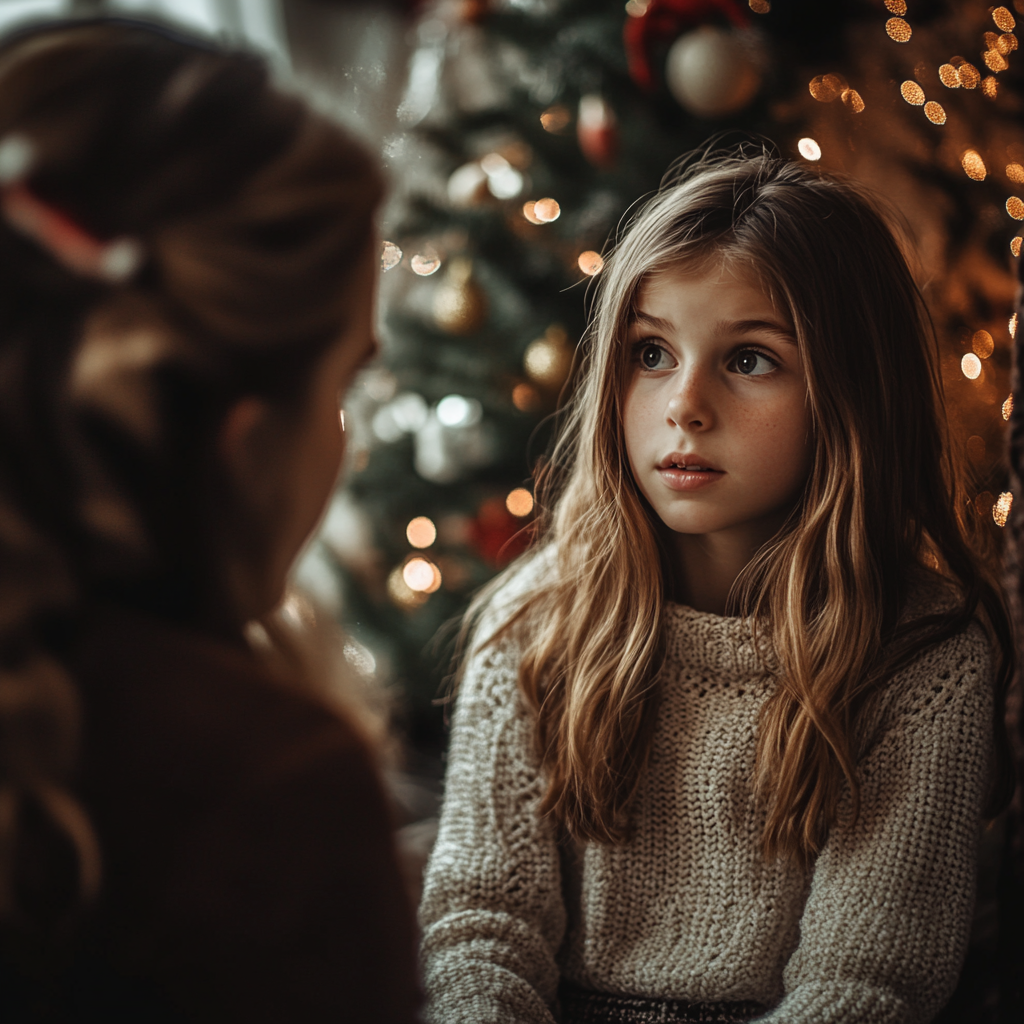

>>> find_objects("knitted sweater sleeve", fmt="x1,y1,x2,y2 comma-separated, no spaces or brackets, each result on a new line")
759,623,995,1024
418,597,567,1023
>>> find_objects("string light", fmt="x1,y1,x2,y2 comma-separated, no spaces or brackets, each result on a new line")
1008,163,1024,183
886,18,912,43
924,101,947,124
506,488,534,517
1012,236,1023,257
1007,196,1024,219
962,150,987,180
1004,394,1014,420
406,516,437,548
983,76,999,97
984,49,1009,72
939,63,960,87
958,63,981,88
884,0,907,13
532,198,561,222
972,329,995,358
387,565,427,609
993,491,1013,527
961,352,982,378
900,80,925,104
578,251,604,275
998,33,1018,53
522,201,544,225
381,240,403,271
403,556,442,593
993,6,1016,32
625,0,650,16
797,137,821,161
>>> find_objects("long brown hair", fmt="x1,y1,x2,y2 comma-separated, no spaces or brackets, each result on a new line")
472,149,1014,862
0,19,382,924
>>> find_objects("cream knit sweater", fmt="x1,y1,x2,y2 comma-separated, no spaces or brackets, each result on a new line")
419,555,995,1024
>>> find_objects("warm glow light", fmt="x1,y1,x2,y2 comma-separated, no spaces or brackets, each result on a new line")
984,49,1008,72
512,382,540,411
532,198,561,222
578,250,604,276
1003,394,1014,420
381,240,402,271
841,88,865,112
625,0,650,16
900,80,925,105
993,491,1013,527
404,557,442,593
540,105,571,132
961,150,987,180
885,0,907,12
748,0,770,12
406,516,437,548
993,6,1016,32
924,101,947,124
1008,196,1024,219
886,17,912,43
1012,236,1023,257
809,74,844,102
959,63,981,88
797,137,821,161
982,75,998,97
972,329,995,358
522,200,544,225
998,33,1018,53
961,353,982,379
1009,163,1024,183
387,565,427,609
411,251,442,276
506,487,535,517
939,64,960,88
1011,313,1018,338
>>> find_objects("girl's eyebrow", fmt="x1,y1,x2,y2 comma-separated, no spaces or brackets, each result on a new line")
629,310,673,332
723,318,797,344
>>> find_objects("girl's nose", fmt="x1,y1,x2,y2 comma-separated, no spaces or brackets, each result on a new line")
666,372,713,431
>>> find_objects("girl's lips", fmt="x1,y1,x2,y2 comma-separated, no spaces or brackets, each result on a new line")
657,466,723,492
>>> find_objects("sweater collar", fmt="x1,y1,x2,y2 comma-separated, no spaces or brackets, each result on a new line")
663,602,776,679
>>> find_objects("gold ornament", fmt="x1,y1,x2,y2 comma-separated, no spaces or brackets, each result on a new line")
524,325,574,389
433,257,488,335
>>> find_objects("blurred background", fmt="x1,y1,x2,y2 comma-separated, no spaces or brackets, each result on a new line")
5,0,1023,916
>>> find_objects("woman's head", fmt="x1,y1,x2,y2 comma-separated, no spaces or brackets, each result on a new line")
0,18,383,922
500,148,1012,857
0,18,383,633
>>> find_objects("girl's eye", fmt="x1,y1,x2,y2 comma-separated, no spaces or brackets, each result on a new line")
637,343,673,370
730,349,777,376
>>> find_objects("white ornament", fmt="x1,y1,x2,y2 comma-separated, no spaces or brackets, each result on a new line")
665,26,761,118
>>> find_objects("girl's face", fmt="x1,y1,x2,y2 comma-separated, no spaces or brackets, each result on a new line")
622,261,812,552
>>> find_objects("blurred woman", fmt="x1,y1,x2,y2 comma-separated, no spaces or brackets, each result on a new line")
0,18,419,1023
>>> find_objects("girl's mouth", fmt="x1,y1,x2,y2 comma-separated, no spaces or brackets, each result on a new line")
657,457,723,491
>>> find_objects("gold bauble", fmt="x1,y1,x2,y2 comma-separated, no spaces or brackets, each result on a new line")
433,257,488,335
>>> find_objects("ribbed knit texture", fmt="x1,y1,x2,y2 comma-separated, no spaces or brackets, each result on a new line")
419,557,995,1024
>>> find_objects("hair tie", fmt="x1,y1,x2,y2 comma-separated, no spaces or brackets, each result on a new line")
0,134,143,284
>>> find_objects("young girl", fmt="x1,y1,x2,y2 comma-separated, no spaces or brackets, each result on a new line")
419,152,1014,1024
0,18,419,1023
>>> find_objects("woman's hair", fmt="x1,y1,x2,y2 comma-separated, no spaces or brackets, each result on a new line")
474,147,1014,862
0,19,382,924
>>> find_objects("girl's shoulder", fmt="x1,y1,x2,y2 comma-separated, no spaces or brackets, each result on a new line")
471,544,559,649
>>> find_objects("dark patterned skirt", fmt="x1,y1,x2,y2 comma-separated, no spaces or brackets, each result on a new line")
558,980,767,1024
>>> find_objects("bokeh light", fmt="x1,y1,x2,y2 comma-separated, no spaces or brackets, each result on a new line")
387,565,427,609
994,491,1013,527
381,240,403,271
748,0,770,12
885,0,907,13
406,516,437,548
809,74,844,102
961,150,986,180
961,353,982,379
984,49,1008,72
900,80,925,105
1012,236,1023,257
993,6,1016,32
532,198,561,222
578,251,605,275
540,105,570,133
959,63,981,88
1007,196,1024,219
411,251,442,275
797,137,821,161
939,64,960,88
998,33,1018,53
841,88,865,112
1010,312,1018,338
1003,394,1014,420
404,557,442,593
522,200,544,224
512,382,540,411
972,330,995,358
885,18,912,43
506,488,535,517
1008,163,1024,183
924,101,946,124
982,75,999,97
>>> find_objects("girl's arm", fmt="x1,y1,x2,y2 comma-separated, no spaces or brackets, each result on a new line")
419,602,567,1024
758,622,994,1024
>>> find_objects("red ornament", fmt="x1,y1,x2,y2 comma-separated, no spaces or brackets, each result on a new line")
469,497,532,568
577,94,619,169
624,0,749,92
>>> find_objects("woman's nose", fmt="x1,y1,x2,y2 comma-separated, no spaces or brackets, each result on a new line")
666,370,714,431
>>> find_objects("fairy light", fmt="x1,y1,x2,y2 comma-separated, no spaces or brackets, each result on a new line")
1007,196,1024,219
924,101,947,124
506,488,534,517
1012,236,1023,257
993,491,1013,528
993,6,1016,32
984,49,1009,72
406,516,437,548
797,137,821,161
1008,163,1024,183
387,565,427,609
578,251,604,276
809,74,844,102
625,0,650,16
522,201,544,225
403,556,442,594
411,251,442,276
1011,312,1018,338
983,76,999,97
962,150,987,180
540,105,571,132
972,329,995,358
961,353,982,379
900,80,925,104
886,18,912,43
939,64,960,87
842,89,865,112
532,198,561,222
381,240,403,271
748,0,770,12
884,0,906,13
512,383,540,411
1003,394,1014,419
958,63,981,88
998,33,1018,53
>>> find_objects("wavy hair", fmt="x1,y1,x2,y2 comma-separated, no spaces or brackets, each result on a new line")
0,20,382,925
472,149,1014,862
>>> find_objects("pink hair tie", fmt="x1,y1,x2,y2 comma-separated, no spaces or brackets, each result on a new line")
0,134,143,284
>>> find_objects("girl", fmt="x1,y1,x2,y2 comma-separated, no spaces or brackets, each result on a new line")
0,18,419,1023
419,151,1014,1024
